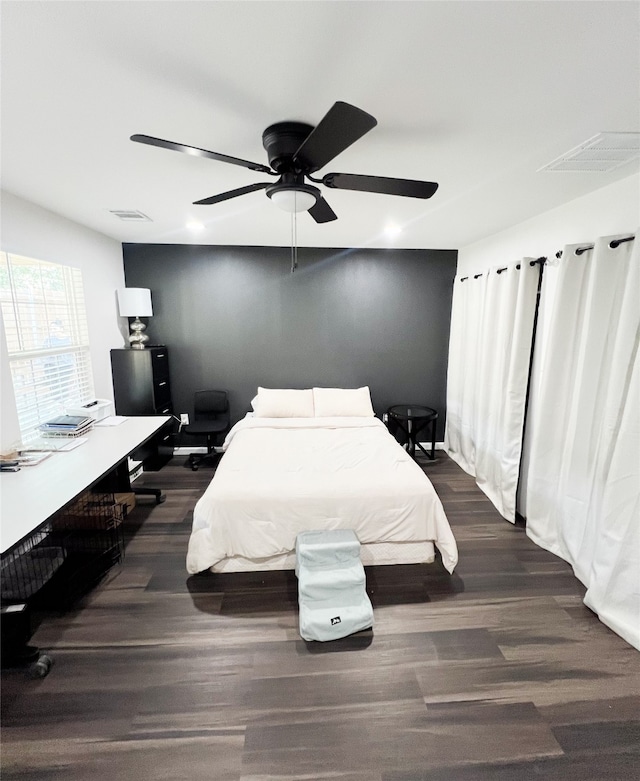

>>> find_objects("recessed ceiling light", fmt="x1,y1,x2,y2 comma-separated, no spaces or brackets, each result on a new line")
384,223,403,238
186,220,205,230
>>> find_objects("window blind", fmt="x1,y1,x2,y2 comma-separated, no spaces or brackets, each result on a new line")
0,252,95,442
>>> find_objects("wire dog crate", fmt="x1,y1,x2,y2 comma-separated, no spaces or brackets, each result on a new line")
1,522,64,677
49,490,125,605
1,527,65,603
1,489,126,677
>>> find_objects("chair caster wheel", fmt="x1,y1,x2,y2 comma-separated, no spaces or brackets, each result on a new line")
29,654,53,678
191,465,199,471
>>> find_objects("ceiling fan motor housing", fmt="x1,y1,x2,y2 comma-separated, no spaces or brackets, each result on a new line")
265,174,320,208
262,121,314,172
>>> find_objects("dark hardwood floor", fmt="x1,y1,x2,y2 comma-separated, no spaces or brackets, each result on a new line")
2,452,639,780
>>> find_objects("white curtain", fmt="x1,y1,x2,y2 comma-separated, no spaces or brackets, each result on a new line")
525,233,639,650
444,269,485,476
445,259,540,521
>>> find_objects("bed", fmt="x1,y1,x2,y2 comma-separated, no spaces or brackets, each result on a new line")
186,387,458,575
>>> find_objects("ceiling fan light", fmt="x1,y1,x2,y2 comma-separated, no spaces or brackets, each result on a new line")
269,188,317,213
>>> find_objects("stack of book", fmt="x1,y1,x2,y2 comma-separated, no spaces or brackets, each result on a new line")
39,415,94,438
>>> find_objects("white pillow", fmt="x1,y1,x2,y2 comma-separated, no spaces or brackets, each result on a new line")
253,387,315,418
313,387,375,417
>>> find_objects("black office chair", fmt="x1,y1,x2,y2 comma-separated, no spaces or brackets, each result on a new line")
182,390,230,471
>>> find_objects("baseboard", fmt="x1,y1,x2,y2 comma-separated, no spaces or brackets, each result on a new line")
415,441,446,451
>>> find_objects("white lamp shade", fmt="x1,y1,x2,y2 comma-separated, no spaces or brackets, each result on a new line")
117,288,153,317
270,189,317,213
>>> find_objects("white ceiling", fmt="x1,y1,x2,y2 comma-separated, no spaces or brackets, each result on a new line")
2,1,639,250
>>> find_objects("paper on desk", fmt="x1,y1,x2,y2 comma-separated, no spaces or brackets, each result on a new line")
16,435,88,454
95,416,128,426
17,451,53,466
56,437,88,451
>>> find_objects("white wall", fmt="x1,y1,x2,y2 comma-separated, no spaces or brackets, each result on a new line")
1,191,127,451
457,174,639,275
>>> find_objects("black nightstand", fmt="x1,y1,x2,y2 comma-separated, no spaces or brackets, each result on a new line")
387,404,438,460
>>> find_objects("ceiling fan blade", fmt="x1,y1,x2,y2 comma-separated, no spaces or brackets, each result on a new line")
131,134,273,174
193,182,270,206
322,172,439,199
308,196,338,223
293,102,377,173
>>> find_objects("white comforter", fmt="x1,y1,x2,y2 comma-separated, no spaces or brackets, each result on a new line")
186,416,458,574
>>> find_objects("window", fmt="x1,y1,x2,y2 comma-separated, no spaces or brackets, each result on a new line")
0,252,95,442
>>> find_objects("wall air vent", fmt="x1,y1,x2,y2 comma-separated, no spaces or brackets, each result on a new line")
538,132,640,173
109,209,152,222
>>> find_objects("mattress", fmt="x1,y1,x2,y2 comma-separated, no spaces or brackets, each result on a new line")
186,415,457,575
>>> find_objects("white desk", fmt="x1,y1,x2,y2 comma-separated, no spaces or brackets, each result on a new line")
0,416,169,554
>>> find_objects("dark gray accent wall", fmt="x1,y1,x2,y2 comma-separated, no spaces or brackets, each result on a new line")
122,244,457,438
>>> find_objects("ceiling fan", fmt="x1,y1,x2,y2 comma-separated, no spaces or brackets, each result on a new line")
131,101,438,223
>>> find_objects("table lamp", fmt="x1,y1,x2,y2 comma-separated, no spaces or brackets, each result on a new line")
117,287,153,349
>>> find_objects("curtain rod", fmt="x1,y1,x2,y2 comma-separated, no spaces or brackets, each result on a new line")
610,235,635,248
556,234,635,258
496,257,546,274
461,256,546,281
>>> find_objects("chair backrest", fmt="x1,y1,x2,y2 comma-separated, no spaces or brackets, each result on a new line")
193,390,229,422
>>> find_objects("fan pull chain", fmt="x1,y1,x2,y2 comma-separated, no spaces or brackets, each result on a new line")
290,194,299,273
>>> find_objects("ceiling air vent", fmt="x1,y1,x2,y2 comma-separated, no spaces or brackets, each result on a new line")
109,209,152,222
538,132,640,173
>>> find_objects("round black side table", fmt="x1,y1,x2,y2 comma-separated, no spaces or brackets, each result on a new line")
387,404,438,460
